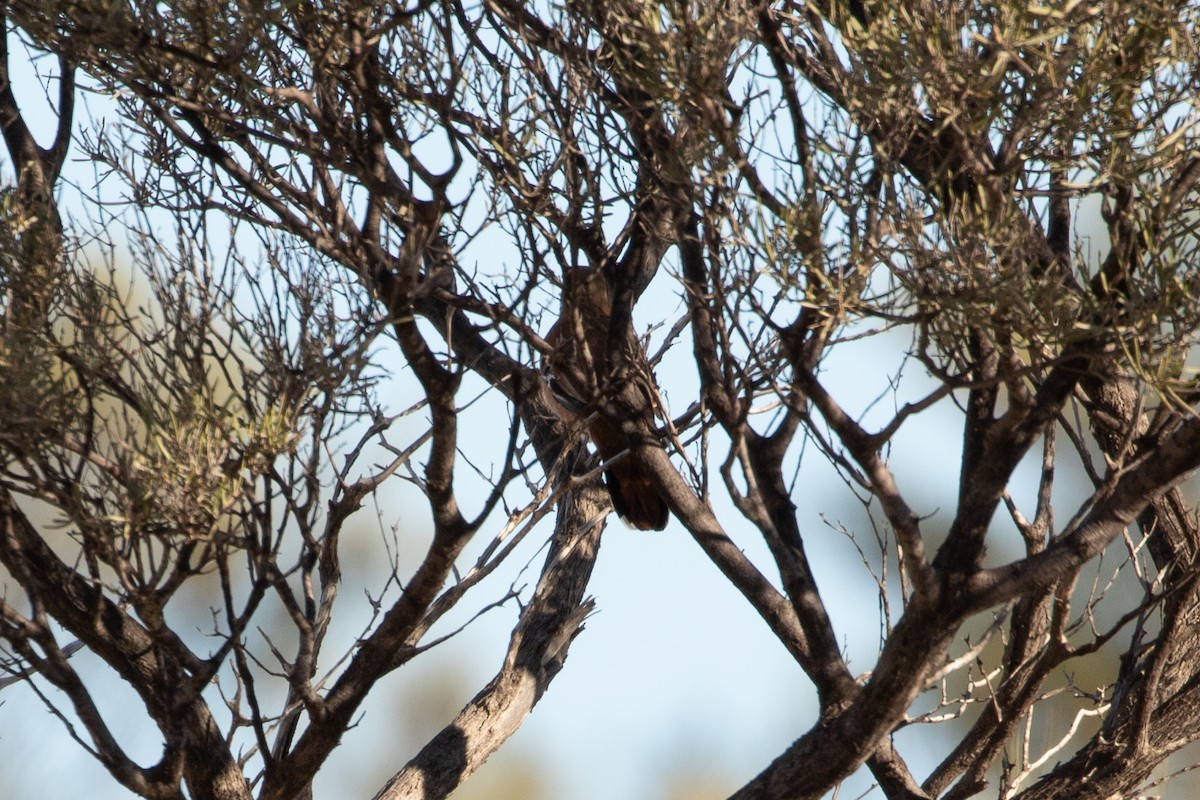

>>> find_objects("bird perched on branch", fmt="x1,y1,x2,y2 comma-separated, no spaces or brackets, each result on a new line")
545,267,669,531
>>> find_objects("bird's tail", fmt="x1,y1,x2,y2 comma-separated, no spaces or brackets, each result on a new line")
604,460,669,531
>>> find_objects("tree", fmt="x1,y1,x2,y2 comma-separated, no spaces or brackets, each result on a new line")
2,0,1200,798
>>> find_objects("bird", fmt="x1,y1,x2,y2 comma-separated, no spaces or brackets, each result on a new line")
544,267,669,531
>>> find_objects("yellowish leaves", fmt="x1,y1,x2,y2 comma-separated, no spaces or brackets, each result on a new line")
135,393,301,542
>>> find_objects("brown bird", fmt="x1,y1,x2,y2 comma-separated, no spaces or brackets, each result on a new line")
545,267,669,531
